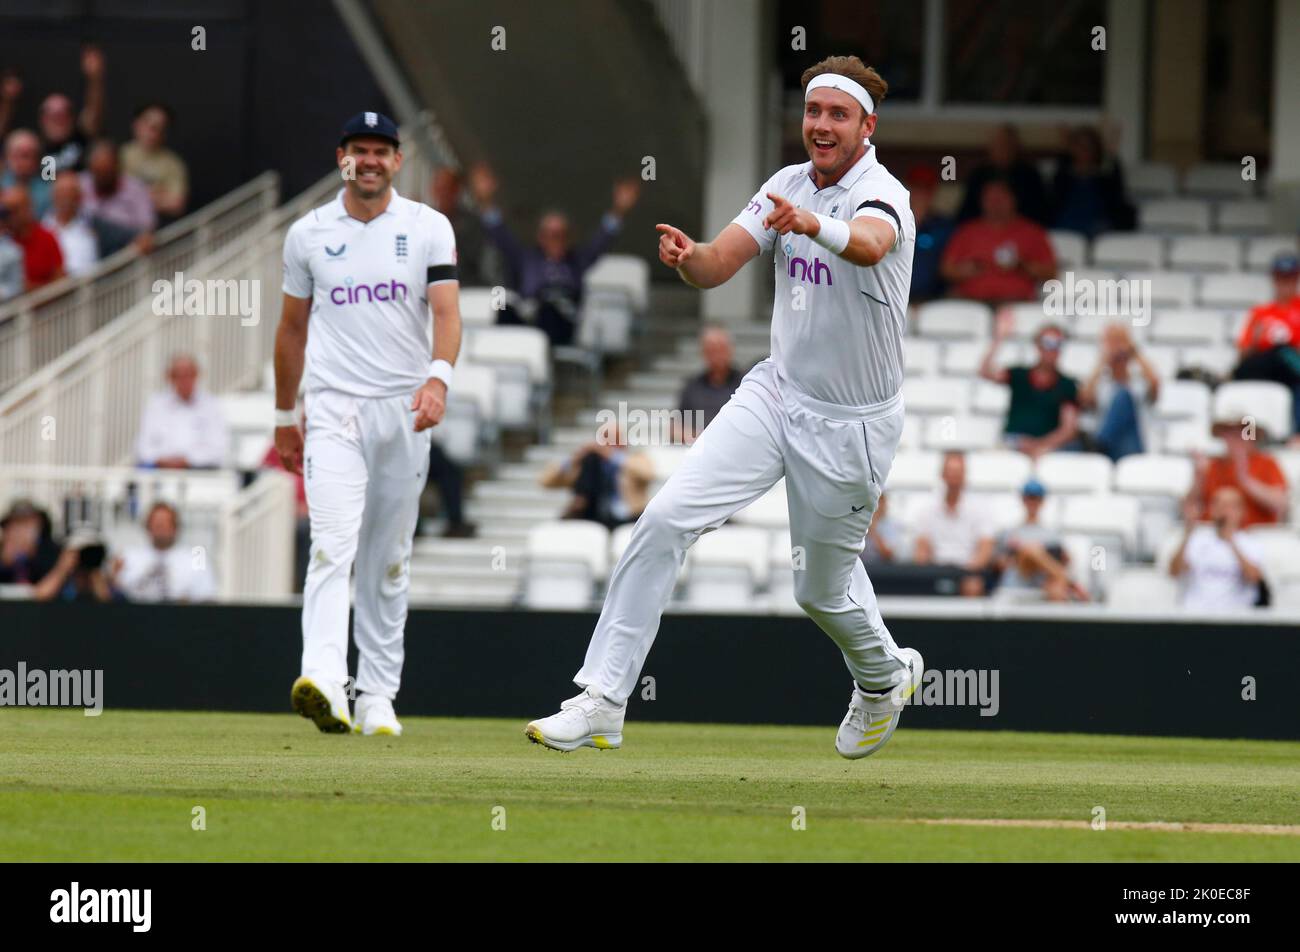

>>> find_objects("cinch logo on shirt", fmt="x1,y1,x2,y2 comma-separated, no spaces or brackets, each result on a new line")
789,255,833,286
329,279,409,305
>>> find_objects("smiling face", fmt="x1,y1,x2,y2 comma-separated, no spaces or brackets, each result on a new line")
39,94,75,144
802,87,873,185
338,137,401,200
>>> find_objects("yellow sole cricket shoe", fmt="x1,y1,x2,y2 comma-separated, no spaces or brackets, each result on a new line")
291,676,353,734
524,687,625,751
835,647,924,760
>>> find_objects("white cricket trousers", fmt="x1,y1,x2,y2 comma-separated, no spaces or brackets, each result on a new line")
576,358,909,704
301,389,430,700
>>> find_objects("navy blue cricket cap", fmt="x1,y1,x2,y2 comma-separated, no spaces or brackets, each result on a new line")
339,111,400,148
1272,252,1300,276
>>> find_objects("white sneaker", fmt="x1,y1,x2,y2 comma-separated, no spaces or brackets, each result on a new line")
525,686,625,751
291,675,352,734
836,647,924,760
353,694,402,736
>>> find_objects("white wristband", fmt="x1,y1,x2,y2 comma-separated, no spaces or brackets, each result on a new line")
274,408,297,428
812,214,850,254
429,359,454,389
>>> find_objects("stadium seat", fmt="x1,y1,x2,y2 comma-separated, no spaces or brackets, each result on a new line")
1057,341,1097,380
901,377,969,415
1139,199,1211,235
1048,230,1088,270
1183,162,1254,199
1035,452,1113,494
732,479,789,530
897,413,922,451
1059,494,1141,557
884,450,941,491
1197,273,1272,310
1153,377,1211,426
916,300,992,339
965,450,1032,492
438,362,499,464
941,340,1016,377
1141,344,1180,378
1159,420,1221,455
970,379,1010,417
1114,453,1195,498
685,525,771,610
904,338,940,377
1148,309,1228,347
1007,302,1055,340
1271,449,1300,507
578,287,635,355
978,491,1035,532
646,444,691,486
467,325,550,428
922,414,1001,451
1126,270,1195,309
1244,235,1299,273
523,521,610,608
1106,567,1179,612
1215,200,1274,235
458,287,501,327
1092,233,1164,271
1126,162,1178,199
1179,344,1237,378
584,254,649,312
1241,526,1300,589
1213,380,1293,440
1166,235,1241,273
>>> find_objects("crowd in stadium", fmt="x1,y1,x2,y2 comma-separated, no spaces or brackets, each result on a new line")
0,46,187,301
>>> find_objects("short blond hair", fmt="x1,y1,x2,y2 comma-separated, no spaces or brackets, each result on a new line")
800,55,888,113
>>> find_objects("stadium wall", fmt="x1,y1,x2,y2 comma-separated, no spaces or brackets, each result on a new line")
0,602,1292,740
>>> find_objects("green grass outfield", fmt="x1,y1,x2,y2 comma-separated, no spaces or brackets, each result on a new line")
2,709,1297,861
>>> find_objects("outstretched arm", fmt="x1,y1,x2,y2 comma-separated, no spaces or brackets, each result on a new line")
763,192,896,267
657,222,759,290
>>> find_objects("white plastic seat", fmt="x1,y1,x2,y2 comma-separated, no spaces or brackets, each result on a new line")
583,254,649,312
965,450,1033,492
1216,201,1274,235
1149,309,1228,347
1179,344,1237,378
1213,380,1293,440
970,379,1011,417
1153,378,1212,426
1241,526,1300,587
1197,273,1272,310
1126,270,1195,309
1167,235,1241,273
526,521,610,578
458,287,503,327
1114,454,1194,497
885,450,941,491
1126,162,1177,199
904,338,940,377
732,479,789,530
645,444,691,485
685,526,771,608
1107,567,1179,611
1048,230,1087,270
578,288,634,354
1140,199,1211,235
1035,452,1113,494
922,415,1002,451
1059,494,1141,556
1245,235,1299,273
901,377,969,415
468,325,550,385
916,300,992,340
1092,233,1164,271
1057,341,1097,380
941,340,1003,377
1183,163,1254,199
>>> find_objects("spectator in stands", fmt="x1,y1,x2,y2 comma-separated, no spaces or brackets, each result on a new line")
907,165,954,302
540,430,653,530
1048,124,1135,238
111,501,216,603
1,129,53,219
135,353,229,469
956,124,1049,225
1079,322,1160,461
861,492,904,567
1,184,64,290
994,479,1088,602
426,442,477,539
1169,487,1264,612
0,216,23,302
911,451,997,596
941,177,1056,304
43,170,145,265
1187,413,1288,528
676,325,745,443
0,500,62,593
981,314,1080,459
1232,253,1300,436
430,166,499,288
33,47,106,173
80,138,156,236
121,103,189,221
468,162,640,346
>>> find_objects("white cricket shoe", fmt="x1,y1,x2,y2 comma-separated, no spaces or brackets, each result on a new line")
836,647,924,760
353,694,402,736
291,675,352,734
525,686,625,751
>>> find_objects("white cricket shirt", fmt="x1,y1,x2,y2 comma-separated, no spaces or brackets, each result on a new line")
283,188,457,399
731,144,913,408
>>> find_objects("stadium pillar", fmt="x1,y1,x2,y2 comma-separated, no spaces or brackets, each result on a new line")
699,0,772,326
1103,0,1147,167
1272,0,1300,226
1148,0,1208,166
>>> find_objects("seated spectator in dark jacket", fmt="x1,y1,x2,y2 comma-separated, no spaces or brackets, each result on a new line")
1232,253,1300,435
907,165,954,302
2,184,64,290
676,325,745,443
1049,125,1136,238
468,162,639,346
956,124,1049,226
942,177,1057,304
980,315,1080,459
0,500,62,590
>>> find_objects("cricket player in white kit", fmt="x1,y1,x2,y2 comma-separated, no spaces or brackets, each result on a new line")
274,112,461,736
527,56,923,758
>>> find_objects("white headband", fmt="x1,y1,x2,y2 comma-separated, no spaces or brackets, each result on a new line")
805,73,874,116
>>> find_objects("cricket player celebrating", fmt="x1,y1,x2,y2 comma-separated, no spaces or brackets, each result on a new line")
527,56,922,758
275,112,460,736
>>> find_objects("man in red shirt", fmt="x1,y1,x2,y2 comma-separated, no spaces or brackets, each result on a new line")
1232,253,1300,437
1189,413,1289,528
1,185,64,290
941,175,1056,303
